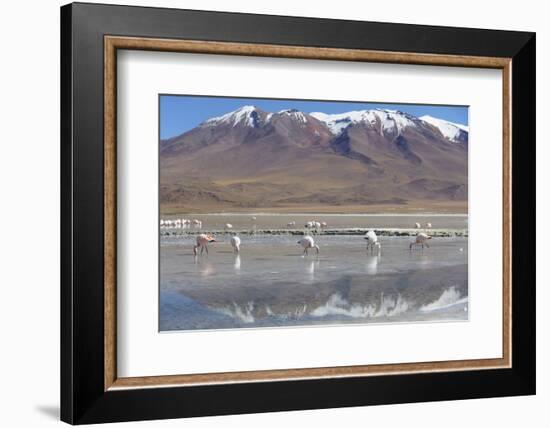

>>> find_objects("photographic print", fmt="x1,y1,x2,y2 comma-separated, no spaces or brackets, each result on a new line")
159,95,469,332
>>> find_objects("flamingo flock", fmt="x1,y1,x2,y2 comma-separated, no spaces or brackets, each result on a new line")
415,222,432,229
189,230,432,257
160,218,202,229
304,220,328,230
161,218,436,256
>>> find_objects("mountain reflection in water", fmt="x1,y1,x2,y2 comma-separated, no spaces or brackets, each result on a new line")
160,234,468,331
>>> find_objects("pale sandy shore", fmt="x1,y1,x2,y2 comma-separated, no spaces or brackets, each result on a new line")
161,201,467,215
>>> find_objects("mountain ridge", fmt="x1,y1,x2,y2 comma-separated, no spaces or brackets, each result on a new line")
160,105,468,213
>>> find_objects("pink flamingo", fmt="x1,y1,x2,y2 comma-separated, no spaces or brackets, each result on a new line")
193,234,216,255
410,233,432,250
298,236,319,255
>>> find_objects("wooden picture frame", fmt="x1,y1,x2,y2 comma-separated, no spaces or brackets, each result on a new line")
61,2,535,424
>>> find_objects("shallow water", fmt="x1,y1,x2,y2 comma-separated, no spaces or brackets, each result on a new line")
160,233,468,331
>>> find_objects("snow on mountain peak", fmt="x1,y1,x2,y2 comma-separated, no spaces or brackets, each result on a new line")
278,109,308,124
199,105,468,143
310,109,417,135
420,115,468,142
202,105,260,128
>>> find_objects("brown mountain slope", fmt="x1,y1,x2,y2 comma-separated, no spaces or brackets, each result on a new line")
160,106,468,213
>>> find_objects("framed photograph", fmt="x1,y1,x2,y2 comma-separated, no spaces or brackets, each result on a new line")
61,2,535,424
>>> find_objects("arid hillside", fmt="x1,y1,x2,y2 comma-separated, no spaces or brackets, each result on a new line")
160,106,468,213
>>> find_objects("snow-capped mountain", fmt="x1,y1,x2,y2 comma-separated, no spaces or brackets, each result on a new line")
420,115,469,144
311,109,469,144
160,105,468,212
201,105,313,129
202,105,262,128
310,109,421,136
199,106,469,144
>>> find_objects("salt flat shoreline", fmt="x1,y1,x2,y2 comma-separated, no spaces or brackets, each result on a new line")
161,203,467,215
160,227,468,237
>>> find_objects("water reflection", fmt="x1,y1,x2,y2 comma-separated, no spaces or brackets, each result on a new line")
365,254,380,275
304,258,320,280
195,258,215,277
233,254,241,272
170,264,468,330
161,235,469,331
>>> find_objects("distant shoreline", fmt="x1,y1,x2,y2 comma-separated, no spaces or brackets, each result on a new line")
161,228,468,237
161,204,468,216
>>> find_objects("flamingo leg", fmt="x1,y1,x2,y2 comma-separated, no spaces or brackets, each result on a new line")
200,245,204,255
205,244,209,255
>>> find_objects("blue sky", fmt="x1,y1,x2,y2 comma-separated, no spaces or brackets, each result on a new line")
160,94,469,140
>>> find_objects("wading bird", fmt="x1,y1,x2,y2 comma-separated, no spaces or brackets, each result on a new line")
426,222,432,229
287,221,296,228
193,234,216,255
410,233,432,250
415,222,421,229
364,230,381,254
298,236,319,255
230,235,241,253
225,223,233,230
